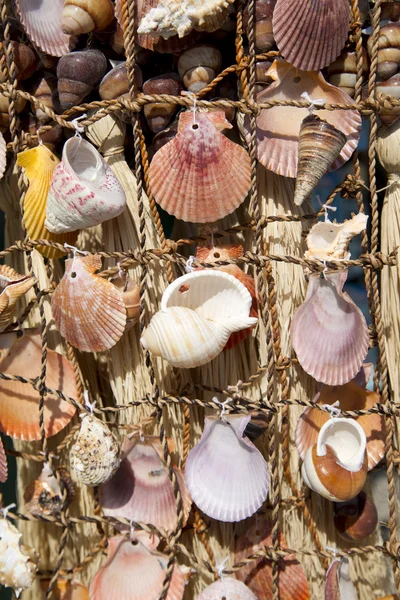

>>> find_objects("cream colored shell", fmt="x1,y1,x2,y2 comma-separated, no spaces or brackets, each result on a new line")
0,519,38,598
305,213,368,261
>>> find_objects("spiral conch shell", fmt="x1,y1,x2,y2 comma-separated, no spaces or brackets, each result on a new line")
0,517,38,598
70,413,120,486
305,213,369,261
0,265,36,332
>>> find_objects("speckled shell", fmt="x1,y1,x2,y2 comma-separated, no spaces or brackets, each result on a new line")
61,0,115,35
305,213,368,261
51,254,127,352
0,519,38,598
57,49,108,111
70,414,120,486
24,464,74,517
195,578,257,600
0,265,36,332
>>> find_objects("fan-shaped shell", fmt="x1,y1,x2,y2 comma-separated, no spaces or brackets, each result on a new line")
24,463,74,517
290,271,369,386
100,435,191,532
185,414,270,522
0,519,38,598
244,61,361,178
0,438,7,483
0,330,77,440
272,0,350,71
15,0,77,57
195,578,257,600
305,214,368,261
0,132,5,180
325,559,357,600
51,254,127,352
149,111,251,223
46,137,126,233
0,265,36,332
16,145,78,259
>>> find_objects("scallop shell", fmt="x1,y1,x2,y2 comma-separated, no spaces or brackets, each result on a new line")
51,254,127,352
40,579,89,599
0,518,38,598
24,463,74,516
15,0,77,57
61,0,115,35
89,535,185,600
46,137,126,234
149,111,251,223
305,213,369,261
0,131,5,180
100,435,191,532
272,0,350,71
0,329,77,440
70,414,120,486
244,60,362,178
195,578,257,600
290,271,369,386
185,414,270,522
0,438,7,483
0,265,36,332
333,491,378,541
325,558,357,600
16,145,78,259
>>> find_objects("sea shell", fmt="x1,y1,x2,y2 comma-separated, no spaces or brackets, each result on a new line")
0,132,5,180
100,435,191,532
153,119,179,151
177,45,222,93
0,41,38,82
185,414,270,522
24,463,74,517
99,62,143,104
376,73,400,125
46,137,126,234
195,578,257,600
40,579,89,599
0,89,27,132
367,22,400,81
89,535,185,600
294,115,347,206
0,265,36,332
234,518,311,600
16,145,78,259
61,0,115,35
70,414,120,486
142,74,182,133
333,491,378,541
290,271,369,386
325,558,357,600
28,72,59,123
0,438,7,483
57,49,108,111
15,0,77,57
305,213,368,261
51,254,127,352
0,329,77,440
244,0,277,53
245,60,362,178
301,417,368,502
272,0,350,71
111,274,140,329
327,49,369,98
149,111,251,223
0,518,38,598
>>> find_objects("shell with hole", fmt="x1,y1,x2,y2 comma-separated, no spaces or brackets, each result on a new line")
304,213,369,261
111,274,140,329
177,45,222,92
325,558,357,600
301,417,368,502
140,270,257,368
142,73,182,133
185,414,270,522
327,49,369,98
148,111,251,223
57,49,108,111
368,22,400,81
100,435,191,532
24,463,74,517
333,491,378,541
46,137,126,233
195,578,257,600
0,518,38,598
61,0,115,35
0,265,36,332
51,254,127,352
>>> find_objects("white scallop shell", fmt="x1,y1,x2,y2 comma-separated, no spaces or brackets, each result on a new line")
195,578,258,600
185,414,270,522
46,137,126,233
0,132,6,181
0,519,38,598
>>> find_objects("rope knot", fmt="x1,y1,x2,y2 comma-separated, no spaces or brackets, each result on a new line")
340,174,364,199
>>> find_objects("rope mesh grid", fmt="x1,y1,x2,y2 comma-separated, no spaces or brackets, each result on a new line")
0,0,399,597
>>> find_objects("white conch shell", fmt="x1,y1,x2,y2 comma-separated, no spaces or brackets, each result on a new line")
305,214,368,261
302,417,368,502
141,270,257,368
0,518,38,598
46,137,126,233
195,577,258,600
70,414,121,486
185,414,270,522
325,558,358,600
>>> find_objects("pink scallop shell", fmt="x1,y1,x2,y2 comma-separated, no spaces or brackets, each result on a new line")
0,132,6,181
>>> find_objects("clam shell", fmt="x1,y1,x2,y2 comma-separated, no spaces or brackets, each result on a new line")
272,0,350,71
0,519,38,598
149,111,251,223
100,435,191,532
89,535,185,600
195,578,257,600
185,414,270,522
333,491,378,541
245,61,362,178
16,145,78,259
0,131,5,180
51,254,127,352
0,329,77,440
0,265,36,332
305,214,368,261
24,463,74,516
0,438,7,483
290,271,369,386
325,559,357,600
46,137,126,234
15,0,77,57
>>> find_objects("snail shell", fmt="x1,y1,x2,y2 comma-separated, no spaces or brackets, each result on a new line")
327,49,369,97
0,41,38,82
142,73,182,133
57,49,108,111
61,0,115,35
244,0,277,52
368,22,400,80
333,491,378,541
27,72,59,122
0,89,26,132
178,44,222,93
376,73,400,125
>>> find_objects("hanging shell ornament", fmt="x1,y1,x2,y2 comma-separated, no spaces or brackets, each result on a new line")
142,73,182,133
149,110,251,223
40,579,89,599
0,131,5,181
24,463,74,517
0,516,38,598
111,273,140,330
325,558,357,600
16,144,78,259
368,22,400,81
177,45,222,93
333,491,378,541
61,0,115,35
327,49,369,98
195,578,257,600
304,213,369,261
0,266,36,332
185,414,270,522
46,137,126,234
57,49,108,111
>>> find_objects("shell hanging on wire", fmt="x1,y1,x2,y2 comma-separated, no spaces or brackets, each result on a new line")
195,578,257,600
51,254,127,352
61,0,115,35
57,49,108,111
0,132,5,180
325,558,357,600
305,213,369,261
24,463,74,517
0,517,38,598
0,265,36,332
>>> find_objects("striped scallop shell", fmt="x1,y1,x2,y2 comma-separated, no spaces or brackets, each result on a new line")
51,254,127,352
195,578,257,600
0,265,36,332
0,131,5,180
272,0,350,71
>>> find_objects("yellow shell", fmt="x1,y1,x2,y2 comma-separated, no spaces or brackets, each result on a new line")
0,265,36,332
16,145,78,259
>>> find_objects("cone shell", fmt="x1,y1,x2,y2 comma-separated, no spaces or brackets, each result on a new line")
185,414,269,522
0,265,36,332
0,438,7,483
57,49,108,111
51,254,127,353
0,329,77,440
245,61,361,178
149,111,251,223
0,131,5,180
272,0,350,71
16,145,78,259
305,213,369,261
40,579,89,599
195,578,257,600
15,0,77,57
325,559,357,600
24,463,74,517
294,115,347,206
46,137,126,233
89,535,185,600
290,271,369,386
61,0,115,35
100,435,191,532
0,519,38,597
234,519,311,600
333,491,378,541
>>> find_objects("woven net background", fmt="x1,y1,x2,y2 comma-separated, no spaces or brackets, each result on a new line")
0,0,399,598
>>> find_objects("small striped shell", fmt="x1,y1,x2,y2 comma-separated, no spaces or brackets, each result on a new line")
0,265,36,333
70,414,120,486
